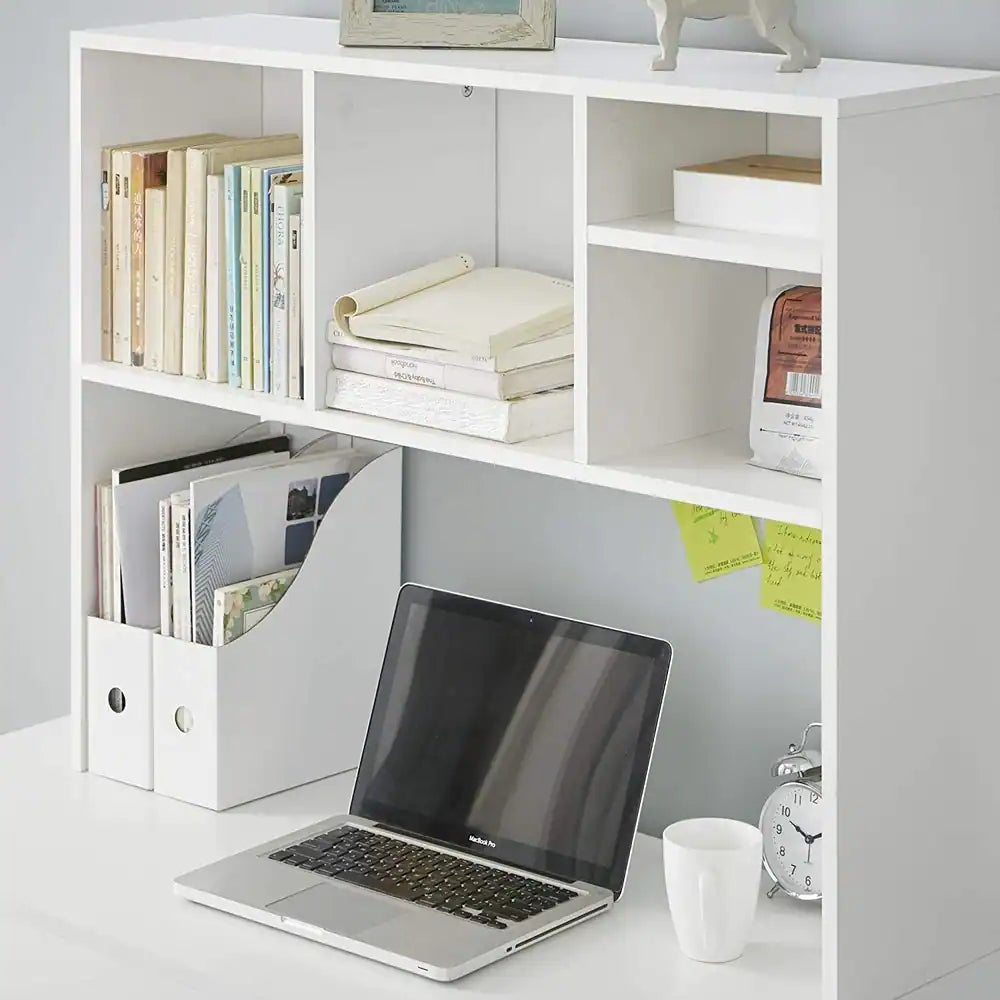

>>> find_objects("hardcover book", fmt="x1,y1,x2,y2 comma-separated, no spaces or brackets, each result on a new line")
326,370,574,443
130,150,169,367
270,179,303,398
224,163,243,387
143,187,167,372
326,319,574,374
212,567,299,646
100,147,113,362
288,213,302,399
205,174,228,383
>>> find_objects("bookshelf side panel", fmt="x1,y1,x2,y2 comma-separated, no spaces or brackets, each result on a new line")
831,95,1000,999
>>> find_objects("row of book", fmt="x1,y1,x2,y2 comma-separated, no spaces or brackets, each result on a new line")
325,255,575,443
96,435,369,647
101,133,305,398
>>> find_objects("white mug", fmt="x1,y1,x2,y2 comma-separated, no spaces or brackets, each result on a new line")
662,818,763,963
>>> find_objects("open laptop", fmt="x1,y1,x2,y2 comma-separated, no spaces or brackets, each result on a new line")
175,585,672,981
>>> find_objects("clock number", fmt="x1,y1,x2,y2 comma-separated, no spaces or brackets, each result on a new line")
810,792,820,804
790,865,797,875
805,876,812,889
779,846,786,857
794,792,802,806
781,806,791,817
775,823,782,835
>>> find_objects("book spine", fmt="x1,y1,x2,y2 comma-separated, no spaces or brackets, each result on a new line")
181,148,207,378
171,500,192,641
325,320,498,372
330,343,500,398
129,154,145,367
205,174,227,383
163,148,186,375
111,490,123,623
288,213,302,400
100,148,113,362
158,498,173,637
212,587,226,647
239,169,253,389
143,188,166,372
111,151,131,365
96,485,107,620
224,164,241,387
270,187,290,398
327,370,512,440
251,168,265,391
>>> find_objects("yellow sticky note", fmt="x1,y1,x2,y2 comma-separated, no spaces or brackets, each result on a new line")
673,503,763,583
761,521,822,622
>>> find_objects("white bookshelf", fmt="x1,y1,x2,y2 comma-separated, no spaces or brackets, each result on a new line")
69,16,1000,1000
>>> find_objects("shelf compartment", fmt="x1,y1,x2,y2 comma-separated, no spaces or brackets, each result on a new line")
80,363,818,526
591,428,820,528
311,412,820,527
589,211,822,273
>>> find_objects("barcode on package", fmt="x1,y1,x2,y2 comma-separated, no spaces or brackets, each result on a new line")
786,372,821,400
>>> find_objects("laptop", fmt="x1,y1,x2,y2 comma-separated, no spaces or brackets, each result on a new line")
175,585,672,981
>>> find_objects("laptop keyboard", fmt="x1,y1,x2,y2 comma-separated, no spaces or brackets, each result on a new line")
269,826,578,930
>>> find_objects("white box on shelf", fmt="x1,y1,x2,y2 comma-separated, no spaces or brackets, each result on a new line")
674,155,822,240
86,617,155,790
151,447,401,810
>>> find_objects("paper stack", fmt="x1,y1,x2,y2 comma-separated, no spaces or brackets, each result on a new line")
325,255,574,443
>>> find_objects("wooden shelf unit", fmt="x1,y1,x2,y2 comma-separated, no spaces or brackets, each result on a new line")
70,16,1000,1000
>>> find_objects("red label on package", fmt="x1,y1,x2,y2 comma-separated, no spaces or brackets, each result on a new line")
764,286,822,410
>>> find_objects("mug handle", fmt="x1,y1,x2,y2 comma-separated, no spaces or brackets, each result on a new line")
698,871,722,957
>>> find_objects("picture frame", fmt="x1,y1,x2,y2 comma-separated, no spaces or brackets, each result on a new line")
339,0,556,51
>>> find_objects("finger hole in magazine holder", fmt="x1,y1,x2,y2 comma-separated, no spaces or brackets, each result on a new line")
85,617,155,790
149,446,401,811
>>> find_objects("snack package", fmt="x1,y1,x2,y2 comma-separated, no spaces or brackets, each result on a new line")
749,285,822,480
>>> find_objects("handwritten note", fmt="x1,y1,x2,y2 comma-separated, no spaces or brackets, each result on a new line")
673,503,763,583
761,521,822,622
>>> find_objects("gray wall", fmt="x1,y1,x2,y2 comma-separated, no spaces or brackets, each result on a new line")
0,0,994,830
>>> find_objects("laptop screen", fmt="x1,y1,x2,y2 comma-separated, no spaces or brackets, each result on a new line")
350,586,672,898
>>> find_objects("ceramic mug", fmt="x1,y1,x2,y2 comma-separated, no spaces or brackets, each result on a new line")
662,818,763,963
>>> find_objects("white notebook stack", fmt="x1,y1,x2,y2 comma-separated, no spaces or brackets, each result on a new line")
325,255,574,444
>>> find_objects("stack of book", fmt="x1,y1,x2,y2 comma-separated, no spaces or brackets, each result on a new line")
325,256,575,443
96,437,369,646
101,133,306,398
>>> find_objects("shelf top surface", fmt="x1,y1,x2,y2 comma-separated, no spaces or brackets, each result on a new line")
2,717,820,1000
80,362,821,528
73,14,1000,117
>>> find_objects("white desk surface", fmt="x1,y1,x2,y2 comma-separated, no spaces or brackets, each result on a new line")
2,719,820,999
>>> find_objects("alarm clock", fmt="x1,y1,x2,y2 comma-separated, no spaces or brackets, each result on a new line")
760,723,822,901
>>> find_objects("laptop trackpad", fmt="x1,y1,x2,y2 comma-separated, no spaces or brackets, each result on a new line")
268,883,406,937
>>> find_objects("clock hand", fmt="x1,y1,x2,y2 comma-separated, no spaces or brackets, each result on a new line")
789,821,809,840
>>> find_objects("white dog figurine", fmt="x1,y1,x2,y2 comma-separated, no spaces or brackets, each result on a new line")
647,0,820,73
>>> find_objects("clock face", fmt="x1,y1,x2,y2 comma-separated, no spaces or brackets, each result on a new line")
760,782,822,899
